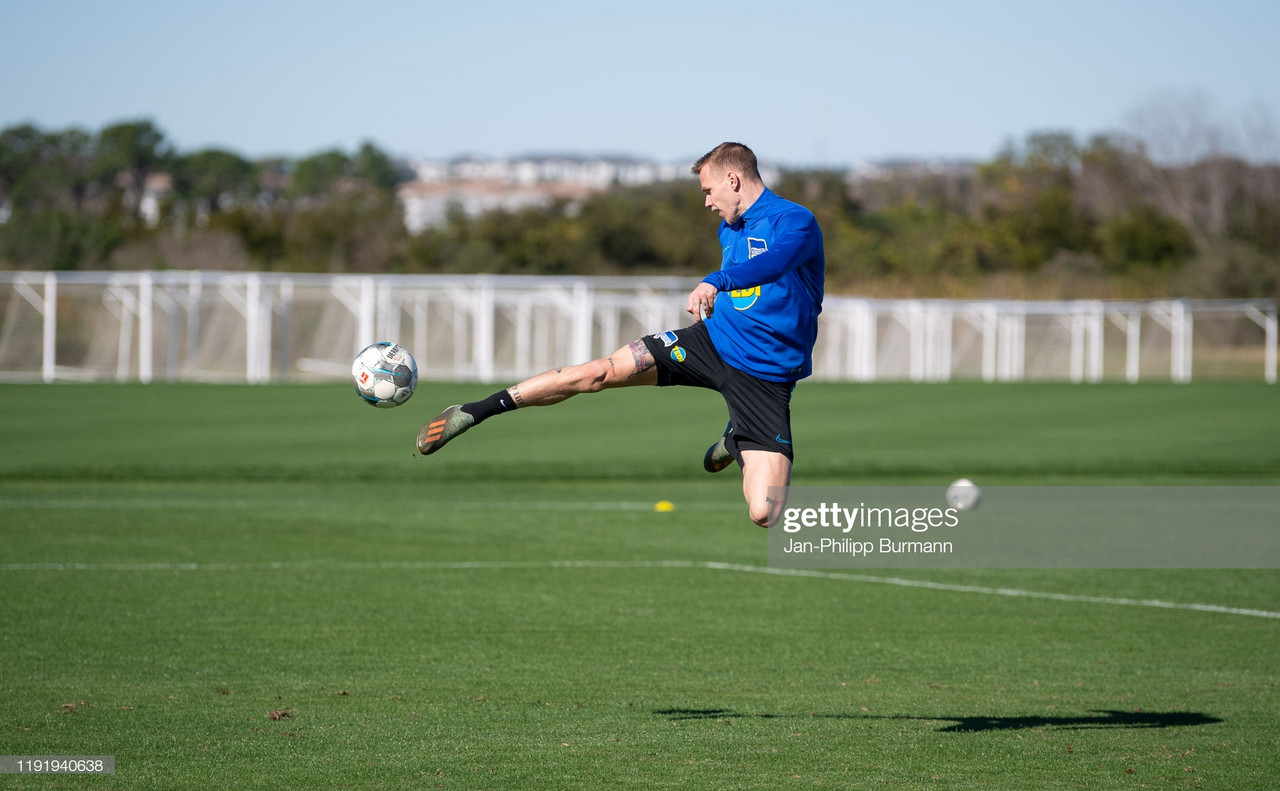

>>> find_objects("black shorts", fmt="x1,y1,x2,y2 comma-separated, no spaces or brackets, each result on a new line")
641,322,795,461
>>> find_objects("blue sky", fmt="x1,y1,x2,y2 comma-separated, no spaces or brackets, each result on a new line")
2,0,1277,167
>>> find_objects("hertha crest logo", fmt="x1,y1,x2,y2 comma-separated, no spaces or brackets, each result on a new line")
747,237,768,259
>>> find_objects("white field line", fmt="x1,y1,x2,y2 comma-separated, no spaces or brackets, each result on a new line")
3,558,1277,620
700,562,1280,620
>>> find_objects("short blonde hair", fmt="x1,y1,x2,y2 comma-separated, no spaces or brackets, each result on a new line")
692,142,761,182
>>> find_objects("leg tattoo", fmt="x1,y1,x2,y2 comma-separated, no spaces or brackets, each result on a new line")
626,340,655,379
510,385,527,407
764,495,782,528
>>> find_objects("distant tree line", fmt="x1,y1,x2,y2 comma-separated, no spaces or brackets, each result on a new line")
0,119,409,273
814,131,1278,298
1,118,1276,298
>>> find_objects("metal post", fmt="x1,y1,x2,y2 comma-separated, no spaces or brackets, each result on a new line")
1267,308,1277,385
1183,309,1194,384
997,306,1024,382
599,300,619,365
114,281,133,382
514,295,532,379
357,276,376,350
570,279,593,364
165,279,181,381
473,277,495,382
1069,310,1084,384
139,272,153,384
981,304,997,383
186,272,202,379
245,273,261,384
1088,302,1104,383
1117,309,1141,384
375,277,399,344
413,294,429,376
928,304,952,382
853,300,877,382
42,273,57,383
276,278,293,382
1169,301,1192,384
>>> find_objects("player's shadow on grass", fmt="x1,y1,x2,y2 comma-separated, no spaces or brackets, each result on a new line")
919,710,1222,732
653,708,1221,732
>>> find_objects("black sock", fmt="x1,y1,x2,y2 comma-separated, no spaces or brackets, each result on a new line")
460,389,518,425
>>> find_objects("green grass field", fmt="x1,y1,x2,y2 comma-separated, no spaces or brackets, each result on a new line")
1,381,1278,789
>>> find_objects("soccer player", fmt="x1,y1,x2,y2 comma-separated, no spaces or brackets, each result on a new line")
417,142,825,527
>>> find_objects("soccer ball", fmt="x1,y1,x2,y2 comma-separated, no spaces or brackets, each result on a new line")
351,342,418,408
946,478,982,511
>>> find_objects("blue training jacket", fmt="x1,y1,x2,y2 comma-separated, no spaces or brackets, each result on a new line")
699,188,825,382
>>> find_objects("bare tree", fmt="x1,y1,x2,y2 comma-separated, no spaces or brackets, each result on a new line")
1122,91,1278,243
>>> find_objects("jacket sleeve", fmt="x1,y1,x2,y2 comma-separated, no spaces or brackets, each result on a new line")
699,215,820,292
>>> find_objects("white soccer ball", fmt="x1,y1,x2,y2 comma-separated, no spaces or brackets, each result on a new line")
351,342,418,408
946,478,982,511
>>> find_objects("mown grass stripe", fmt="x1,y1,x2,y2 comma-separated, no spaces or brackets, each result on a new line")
5,558,1276,619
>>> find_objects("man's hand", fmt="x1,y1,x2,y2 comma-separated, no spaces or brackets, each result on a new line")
686,282,719,319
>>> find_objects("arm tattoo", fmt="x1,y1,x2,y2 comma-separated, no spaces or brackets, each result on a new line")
626,340,655,378
510,385,526,407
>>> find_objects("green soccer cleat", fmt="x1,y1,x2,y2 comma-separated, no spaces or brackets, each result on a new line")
416,405,476,456
703,421,734,473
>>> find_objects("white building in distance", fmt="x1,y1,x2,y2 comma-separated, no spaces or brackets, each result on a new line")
397,154,687,234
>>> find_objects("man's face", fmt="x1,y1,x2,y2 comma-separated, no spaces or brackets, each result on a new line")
699,165,743,224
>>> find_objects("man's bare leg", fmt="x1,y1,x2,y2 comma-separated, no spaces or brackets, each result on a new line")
417,340,657,455
504,339,657,407
739,449,792,527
